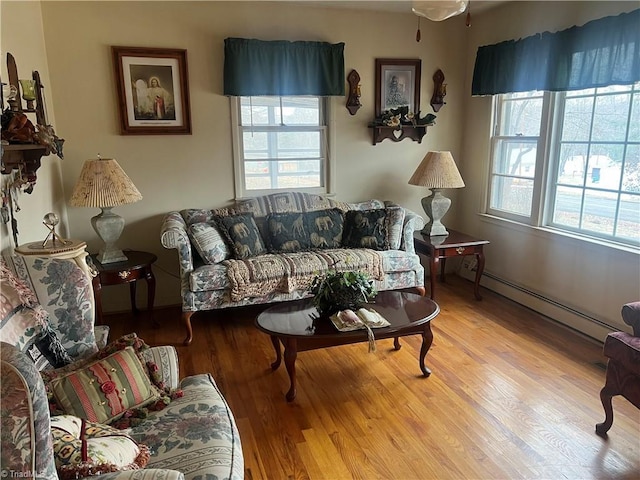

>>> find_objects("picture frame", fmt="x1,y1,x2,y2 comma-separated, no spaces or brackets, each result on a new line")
112,46,191,135
375,58,422,117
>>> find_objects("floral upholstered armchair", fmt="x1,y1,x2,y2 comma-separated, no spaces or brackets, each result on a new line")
1,254,244,479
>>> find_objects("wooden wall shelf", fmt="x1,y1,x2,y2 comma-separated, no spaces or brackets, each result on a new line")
368,125,428,145
1,144,49,181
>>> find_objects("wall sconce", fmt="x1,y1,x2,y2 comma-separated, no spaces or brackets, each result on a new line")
346,69,361,115
431,69,446,112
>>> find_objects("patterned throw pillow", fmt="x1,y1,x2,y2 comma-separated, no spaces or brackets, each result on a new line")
0,260,72,370
47,347,161,425
265,212,311,253
385,206,406,250
51,414,150,480
187,222,231,264
305,208,345,249
342,209,390,250
216,213,267,259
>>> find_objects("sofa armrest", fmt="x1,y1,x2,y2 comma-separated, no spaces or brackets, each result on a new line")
87,469,185,479
160,212,194,277
141,346,181,391
385,201,425,254
1,342,58,480
621,302,640,336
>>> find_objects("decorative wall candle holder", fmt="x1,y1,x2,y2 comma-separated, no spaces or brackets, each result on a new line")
431,69,446,112
346,69,362,115
19,79,36,110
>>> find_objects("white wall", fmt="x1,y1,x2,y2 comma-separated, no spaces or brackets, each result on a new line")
0,0,68,253
39,1,467,311
459,1,640,339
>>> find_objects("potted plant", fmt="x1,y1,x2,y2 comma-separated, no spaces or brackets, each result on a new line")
309,270,377,316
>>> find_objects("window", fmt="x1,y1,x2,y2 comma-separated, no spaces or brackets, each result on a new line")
488,83,640,246
231,96,331,197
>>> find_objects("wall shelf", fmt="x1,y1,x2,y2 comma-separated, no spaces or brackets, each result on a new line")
1,144,49,182
368,125,429,145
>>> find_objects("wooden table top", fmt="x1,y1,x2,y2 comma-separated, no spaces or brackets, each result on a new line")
256,290,439,339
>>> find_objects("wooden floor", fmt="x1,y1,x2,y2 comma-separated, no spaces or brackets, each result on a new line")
107,275,639,480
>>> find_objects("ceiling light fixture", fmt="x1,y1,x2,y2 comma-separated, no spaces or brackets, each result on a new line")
412,0,469,22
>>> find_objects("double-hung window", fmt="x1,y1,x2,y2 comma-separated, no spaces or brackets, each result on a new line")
488,83,640,246
232,96,329,197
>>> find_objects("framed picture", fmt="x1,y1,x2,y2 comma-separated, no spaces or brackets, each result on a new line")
375,58,422,117
112,46,191,135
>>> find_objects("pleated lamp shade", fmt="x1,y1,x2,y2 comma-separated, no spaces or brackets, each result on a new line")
408,151,465,189
70,158,142,208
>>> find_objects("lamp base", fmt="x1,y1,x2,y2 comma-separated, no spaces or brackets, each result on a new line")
420,189,451,237
91,207,128,264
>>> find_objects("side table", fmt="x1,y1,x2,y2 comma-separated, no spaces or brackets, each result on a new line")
413,230,489,301
15,239,93,278
89,250,157,325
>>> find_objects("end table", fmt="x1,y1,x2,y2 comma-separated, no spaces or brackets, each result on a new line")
413,230,489,301
89,250,157,325
15,239,93,278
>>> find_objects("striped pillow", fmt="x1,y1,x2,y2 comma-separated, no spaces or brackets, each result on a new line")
48,347,161,424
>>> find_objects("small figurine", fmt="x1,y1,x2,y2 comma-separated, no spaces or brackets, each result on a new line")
42,212,70,247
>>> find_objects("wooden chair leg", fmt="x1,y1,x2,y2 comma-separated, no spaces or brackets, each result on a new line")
182,311,194,346
595,386,615,436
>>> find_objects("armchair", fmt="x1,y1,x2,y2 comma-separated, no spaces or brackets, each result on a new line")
1,254,244,479
595,301,640,436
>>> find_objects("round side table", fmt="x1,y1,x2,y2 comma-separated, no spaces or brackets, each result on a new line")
89,250,157,325
15,239,93,278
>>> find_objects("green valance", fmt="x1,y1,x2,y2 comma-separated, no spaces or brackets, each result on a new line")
472,9,640,95
224,37,345,96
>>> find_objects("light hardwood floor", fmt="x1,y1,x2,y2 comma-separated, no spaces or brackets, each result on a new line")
107,275,639,480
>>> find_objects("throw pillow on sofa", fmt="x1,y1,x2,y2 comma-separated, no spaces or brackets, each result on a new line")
188,222,231,264
47,346,162,424
305,208,345,249
51,414,150,480
0,259,72,370
265,212,312,253
343,209,390,250
216,212,267,259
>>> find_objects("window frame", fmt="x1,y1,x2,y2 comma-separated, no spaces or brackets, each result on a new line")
486,85,640,248
230,95,335,199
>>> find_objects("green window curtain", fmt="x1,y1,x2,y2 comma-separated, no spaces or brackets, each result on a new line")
224,38,345,96
472,9,640,95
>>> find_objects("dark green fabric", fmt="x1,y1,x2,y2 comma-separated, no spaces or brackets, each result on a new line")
224,37,345,96
342,210,389,251
265,212,311,253
305,208,344,249
216,213,267,259
472,9,640,95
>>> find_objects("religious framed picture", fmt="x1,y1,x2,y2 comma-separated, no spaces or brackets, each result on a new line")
374,58,422,117
112,46,192,135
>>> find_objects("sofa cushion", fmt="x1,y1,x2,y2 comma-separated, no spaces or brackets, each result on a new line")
305,208,345,249
47,347,162,424
129,373,244,479
188,222,230,264
216,213,267,259
265,212,311,253
385,206,406,250
51,414,150,480
0,260,72,371
343,209,390,250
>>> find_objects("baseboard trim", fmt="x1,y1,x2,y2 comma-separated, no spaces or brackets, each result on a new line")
458,268,616,343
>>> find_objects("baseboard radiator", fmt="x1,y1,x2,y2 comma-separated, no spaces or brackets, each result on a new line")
458,265,617,343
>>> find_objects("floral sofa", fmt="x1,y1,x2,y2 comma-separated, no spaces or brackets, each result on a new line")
161,192,426,345
0,254,244,479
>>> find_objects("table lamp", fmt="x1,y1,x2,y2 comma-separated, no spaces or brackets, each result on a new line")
408,151,465,236
69,156,142,263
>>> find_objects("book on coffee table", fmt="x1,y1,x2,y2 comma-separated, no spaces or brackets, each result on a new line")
329,308,390,332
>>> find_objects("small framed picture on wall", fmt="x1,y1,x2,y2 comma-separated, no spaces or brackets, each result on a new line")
112,46,192,135
375,58,422,116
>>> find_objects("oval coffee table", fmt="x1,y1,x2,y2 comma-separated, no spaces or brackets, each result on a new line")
256,290,440,401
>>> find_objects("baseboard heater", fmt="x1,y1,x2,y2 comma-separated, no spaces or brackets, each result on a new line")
459,267,618,342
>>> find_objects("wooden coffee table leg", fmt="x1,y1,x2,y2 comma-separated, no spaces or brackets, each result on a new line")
283,338,298,402
270,335,282,370
419,323,434,376
394,337,401,350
